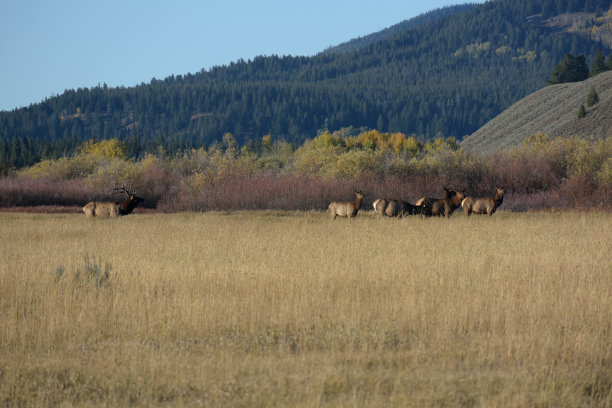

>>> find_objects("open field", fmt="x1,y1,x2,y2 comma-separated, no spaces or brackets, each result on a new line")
1,210,611,407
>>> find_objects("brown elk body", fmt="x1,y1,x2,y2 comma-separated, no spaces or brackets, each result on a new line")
83,185,143,218
83,201,119,217
461,186,505,216
373,198,431,217
415,188,465,217
328,191,365,220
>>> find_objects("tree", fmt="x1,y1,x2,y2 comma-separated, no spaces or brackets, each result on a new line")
586,86,599,107
541,0,556,17
79,138,128,159
577,104,586,118
567,0,582,12
548,54,590,84
590,48,606,77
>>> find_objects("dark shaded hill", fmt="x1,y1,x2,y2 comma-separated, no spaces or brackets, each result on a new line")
1,0,612,170
462,70,612,152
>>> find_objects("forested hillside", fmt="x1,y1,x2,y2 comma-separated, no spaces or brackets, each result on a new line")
321,4,478,55
1,0,611,171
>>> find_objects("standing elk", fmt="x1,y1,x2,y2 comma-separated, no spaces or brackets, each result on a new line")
461,186,505,216
373,198,431,217
328,191,365,220
415,187,465,218
83,184,143,217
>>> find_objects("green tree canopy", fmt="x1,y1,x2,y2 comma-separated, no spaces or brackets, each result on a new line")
548,54,590,85
587,86,599,107
590,48,607,77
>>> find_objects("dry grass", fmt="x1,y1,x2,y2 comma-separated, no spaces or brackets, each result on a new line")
0,210,611,407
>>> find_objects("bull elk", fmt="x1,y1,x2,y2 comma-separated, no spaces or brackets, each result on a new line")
415,187,465,218
328,191,365,220
461,186,505,216
373,198,431,217
83,184,143,217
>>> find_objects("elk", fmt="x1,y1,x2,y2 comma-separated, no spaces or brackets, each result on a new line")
83,184,143,217
415,187,465,218
373,198,431,217
328,191,365,220
461,186,505,216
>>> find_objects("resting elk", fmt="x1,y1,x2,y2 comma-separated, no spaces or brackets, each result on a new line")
373,198,431,217
461,186,505,216
83,184,143,217
415,187,465,218
328,191,365,220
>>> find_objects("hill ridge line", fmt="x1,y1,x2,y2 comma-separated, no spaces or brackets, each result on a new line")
462,70,612,152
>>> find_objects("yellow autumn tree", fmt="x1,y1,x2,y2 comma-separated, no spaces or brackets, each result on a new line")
79,138,128,159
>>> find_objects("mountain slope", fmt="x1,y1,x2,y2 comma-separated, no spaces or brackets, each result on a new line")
462,70,612,152
1,0,611,169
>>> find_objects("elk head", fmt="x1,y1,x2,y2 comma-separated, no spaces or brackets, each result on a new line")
113,183,143,215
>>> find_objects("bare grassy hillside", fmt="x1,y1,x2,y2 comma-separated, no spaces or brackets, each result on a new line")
462,70,612,153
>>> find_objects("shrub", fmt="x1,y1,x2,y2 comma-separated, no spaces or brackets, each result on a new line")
293,141,343,176
586,87,599,107
20,154,105,181
597,157,612,186
85,158,140,190
55,256,112,288
2,129,611,212
560,174,598,208
0,177,98,207
328,150,384,179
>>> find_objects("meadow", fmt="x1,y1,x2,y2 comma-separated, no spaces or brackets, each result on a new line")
0,210,611,407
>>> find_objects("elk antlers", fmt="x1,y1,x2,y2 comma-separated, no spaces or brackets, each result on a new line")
112,182,136,198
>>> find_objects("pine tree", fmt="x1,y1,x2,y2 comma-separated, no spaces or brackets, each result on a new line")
587,87,599,107
577,104,586,118
548,54,590,85
590,48,606,77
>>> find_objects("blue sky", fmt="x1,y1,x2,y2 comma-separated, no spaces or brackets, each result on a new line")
0,1,484,112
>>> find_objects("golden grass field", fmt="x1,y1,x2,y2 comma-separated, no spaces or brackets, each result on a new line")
0,210,611,407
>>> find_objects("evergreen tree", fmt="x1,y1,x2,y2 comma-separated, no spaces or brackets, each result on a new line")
590,48,606,77
567,0,582,12
541,0,556,17
548,54,590,85
577,104,586,118
586,86,599,107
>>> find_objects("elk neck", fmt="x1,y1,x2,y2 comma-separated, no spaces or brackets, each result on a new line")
493,191,504,206
448,192,463,207
354,195,363,210
117,195,141,215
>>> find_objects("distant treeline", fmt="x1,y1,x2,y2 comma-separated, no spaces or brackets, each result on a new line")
0,0,611,171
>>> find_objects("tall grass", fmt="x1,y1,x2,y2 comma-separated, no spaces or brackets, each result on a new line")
0,211,611,406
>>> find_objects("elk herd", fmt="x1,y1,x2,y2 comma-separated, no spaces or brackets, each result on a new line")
329,186,505,219
82,182,505,219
